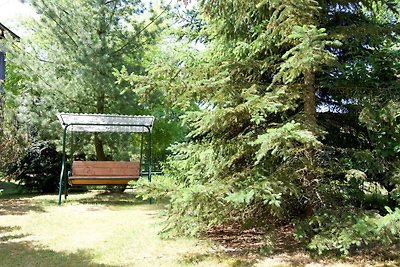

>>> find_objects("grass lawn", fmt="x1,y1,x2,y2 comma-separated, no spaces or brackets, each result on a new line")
0,181,399,267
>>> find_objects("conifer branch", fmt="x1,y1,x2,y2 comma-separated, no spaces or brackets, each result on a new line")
37,2,80,49
112,0,173,56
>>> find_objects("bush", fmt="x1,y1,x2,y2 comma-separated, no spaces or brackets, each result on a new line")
13,141,62,193
295,207,400,255
0,133,25,176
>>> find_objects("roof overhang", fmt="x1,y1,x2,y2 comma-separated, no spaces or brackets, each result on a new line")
57,113,154,133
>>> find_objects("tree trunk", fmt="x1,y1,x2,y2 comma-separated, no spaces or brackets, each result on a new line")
94,91,106,160
303,70,317,217
304,70,317,133
94,133,106,161
93,2,109,161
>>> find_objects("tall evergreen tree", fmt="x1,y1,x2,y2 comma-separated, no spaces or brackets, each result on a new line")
7,0,162,159
138,0,400,253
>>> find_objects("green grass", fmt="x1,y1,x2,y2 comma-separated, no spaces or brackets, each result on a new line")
0,190,398,267
0,191,228,267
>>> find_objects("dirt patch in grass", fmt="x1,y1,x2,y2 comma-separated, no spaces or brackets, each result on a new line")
206,224,400,267
207,224,301,255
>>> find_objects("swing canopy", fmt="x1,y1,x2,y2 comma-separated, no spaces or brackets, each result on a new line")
57,113,154,133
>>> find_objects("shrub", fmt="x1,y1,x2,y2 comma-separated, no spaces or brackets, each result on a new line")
0,133,25,176
295,207,400,255
13,141,62,193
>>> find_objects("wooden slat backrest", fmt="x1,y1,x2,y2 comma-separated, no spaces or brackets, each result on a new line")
72,161,140,177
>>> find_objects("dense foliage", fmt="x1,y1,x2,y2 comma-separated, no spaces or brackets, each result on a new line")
132,0,400,254
12,141,62,193
0,0,185,176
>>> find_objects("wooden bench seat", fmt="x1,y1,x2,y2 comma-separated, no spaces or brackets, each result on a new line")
69,161,140,186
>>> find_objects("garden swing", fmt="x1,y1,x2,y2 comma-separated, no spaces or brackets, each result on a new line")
56,113,154,206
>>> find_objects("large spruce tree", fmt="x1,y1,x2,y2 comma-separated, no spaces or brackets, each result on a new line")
140,0,400,253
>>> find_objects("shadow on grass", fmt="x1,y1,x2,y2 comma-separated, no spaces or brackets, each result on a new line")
181,224,400,267
71,191,148,207
0,197,46,216
0,226,22,233
0,226,29,242
180,249,400,267
0,233,29,242
0,223,113,266
0,241,116,267
0,180,47,215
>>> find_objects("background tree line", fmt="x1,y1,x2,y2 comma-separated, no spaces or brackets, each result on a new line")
0,0,186,191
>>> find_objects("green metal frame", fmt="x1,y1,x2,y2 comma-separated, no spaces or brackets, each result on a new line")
57,122,152,206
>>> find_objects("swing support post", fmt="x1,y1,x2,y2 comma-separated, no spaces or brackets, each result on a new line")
147,126,152,183
58,125,68,206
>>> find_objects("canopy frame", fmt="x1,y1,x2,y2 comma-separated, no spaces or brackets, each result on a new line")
57,113,154,205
